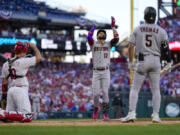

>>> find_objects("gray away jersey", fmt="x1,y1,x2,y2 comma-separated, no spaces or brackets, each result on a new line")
31,93,41,103
129,23,168,56
92,41,111,68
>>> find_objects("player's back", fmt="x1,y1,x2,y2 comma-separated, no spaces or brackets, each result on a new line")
2,56,36,88
132,23,167,56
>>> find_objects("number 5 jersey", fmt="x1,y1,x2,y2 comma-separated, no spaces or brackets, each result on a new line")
129,23,168,56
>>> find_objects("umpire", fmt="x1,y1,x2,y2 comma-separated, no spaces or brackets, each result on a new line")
112,93,124,118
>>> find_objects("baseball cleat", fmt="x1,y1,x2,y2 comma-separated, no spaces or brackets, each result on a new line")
152,113,161,123
120,111,136,122
102,113,109,121
93,107,99,119
21,113,33,122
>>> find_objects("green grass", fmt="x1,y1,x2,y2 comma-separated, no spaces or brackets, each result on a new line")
0,124,180,135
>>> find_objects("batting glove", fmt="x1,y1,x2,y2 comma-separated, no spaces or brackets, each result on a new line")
88,24,96,36
163,62,173,72
111,16,116,28
128,62,135,70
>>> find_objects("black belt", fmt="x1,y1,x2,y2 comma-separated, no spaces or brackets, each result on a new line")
135,54,159,59
93,66,109,71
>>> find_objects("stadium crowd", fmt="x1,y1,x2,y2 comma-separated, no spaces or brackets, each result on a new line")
0,27,73,41
158,18,180,96
0,0,79,18
0,0,84,42
158,18,180,41
17,59,180,112
0,59,179,112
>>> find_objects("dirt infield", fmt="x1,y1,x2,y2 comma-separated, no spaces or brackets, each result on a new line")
0,119,180,126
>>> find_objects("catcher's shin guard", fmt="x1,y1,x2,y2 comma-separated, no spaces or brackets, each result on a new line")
4,111,33,122
102,103,109,120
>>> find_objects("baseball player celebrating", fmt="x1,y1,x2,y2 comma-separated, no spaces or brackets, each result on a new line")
87,17,119,120
0,41,42,122
121,7,172,123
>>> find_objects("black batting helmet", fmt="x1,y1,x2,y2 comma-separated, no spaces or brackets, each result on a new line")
97,29,107,40
144,7,156,24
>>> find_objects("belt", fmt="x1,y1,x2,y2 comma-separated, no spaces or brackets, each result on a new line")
15,85,27,87
144,54,159,57
93,66,109,71
135,54,159,58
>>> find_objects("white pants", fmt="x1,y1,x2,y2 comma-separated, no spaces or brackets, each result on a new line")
92,69,110,107
32,102,40,113
32,102,40,119
129,55,161,114
6,86,31,113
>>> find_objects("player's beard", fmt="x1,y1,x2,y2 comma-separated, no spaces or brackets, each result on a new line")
98,36,106,40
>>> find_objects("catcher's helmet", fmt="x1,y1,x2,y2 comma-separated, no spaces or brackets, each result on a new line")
144,7,156,24
97,29,107,40
14,41,28,54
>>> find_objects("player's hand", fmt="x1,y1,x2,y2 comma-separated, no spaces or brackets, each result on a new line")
128,62,135,70
29,42,36,49
88,24,96,36
25,42,30,48
160,62,173,75
163,62,172,72
111,16,115,28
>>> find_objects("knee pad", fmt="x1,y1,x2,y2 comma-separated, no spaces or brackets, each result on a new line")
4,111,24,121
4,111,32,122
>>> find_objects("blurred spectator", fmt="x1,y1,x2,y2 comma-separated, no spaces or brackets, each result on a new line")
158,18,180,41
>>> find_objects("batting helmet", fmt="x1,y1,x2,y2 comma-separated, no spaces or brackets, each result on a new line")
14,41,28,54
97,29,107,40
144,7,156,24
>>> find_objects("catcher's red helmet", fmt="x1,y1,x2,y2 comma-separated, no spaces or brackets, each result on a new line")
14,41,28,54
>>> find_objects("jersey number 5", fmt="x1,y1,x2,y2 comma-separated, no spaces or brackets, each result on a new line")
145,34,152,47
